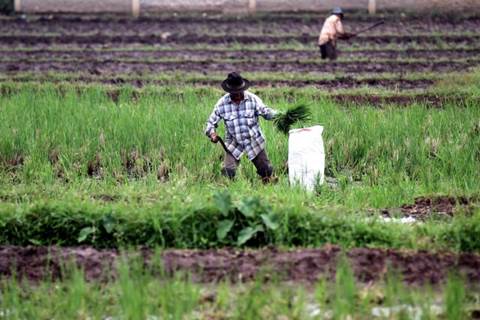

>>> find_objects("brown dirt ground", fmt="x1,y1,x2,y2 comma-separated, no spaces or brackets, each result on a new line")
381,195,477,220
401,196,474,217
1,34,479,46
2,48,479,61
1,15,480,35
0,245,479,285
1,60,476,74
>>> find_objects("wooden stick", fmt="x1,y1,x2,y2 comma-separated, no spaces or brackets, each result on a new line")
217,137,232,156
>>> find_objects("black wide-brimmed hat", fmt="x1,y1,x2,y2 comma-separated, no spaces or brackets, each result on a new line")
221,72,250,93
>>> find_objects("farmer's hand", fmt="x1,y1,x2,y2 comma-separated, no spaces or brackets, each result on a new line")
210,132,219,143
339,33,353,40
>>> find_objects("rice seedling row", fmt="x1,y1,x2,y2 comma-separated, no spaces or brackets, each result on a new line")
2,59,478,75
2,33,479,46
2,48,480,62
0,77,436,90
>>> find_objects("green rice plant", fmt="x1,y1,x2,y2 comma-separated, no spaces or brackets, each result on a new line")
333,254,358,319
0,256,476,319
273,104,311,134
445,273,466,320
0,82,479,249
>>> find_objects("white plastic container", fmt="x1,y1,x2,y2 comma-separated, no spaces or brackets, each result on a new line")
288,125,325,191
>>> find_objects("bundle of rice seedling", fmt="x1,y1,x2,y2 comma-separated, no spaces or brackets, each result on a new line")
273,104,311,134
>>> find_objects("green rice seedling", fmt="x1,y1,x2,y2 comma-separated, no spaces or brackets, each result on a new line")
0,82,479,249
333,254,358,319
116,256,150,319
273,104,312,134
445,274,466,320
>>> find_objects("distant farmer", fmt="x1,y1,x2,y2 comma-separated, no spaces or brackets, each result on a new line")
205,72,277,183
318,7,353,60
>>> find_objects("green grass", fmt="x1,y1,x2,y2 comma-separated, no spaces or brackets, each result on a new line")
0,255,477,320
1,84,479,189
0,70,450,83
0,82,479,248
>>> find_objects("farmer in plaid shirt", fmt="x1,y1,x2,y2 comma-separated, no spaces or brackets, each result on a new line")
205,72,278,182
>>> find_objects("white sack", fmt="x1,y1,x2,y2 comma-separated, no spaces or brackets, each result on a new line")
288,125,325,191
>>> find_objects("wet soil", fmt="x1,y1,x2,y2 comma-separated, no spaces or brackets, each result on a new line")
2,48,479,61
2,13,478,91
2,15,480,35
2,34,479,46
0,245,479,285
382,196,477,220
400,196,473,217
1,59,476,74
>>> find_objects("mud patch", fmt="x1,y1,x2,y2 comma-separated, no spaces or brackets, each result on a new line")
401,196,472,217
382,196,476,220
0,245,479,285
87,152,103,178
0,153,24,173
92,194,119,202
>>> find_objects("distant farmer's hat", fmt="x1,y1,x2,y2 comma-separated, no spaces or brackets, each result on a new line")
221,72,250,93
332,7,344,16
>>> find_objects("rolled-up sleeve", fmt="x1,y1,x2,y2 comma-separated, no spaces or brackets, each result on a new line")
254,95,277,120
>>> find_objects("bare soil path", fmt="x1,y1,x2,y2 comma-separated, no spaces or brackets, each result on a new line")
1,245,479,285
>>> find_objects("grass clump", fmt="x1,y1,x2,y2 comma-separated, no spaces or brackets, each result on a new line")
0,191,478,250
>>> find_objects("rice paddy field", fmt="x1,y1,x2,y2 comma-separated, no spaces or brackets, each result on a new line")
0,9,480,319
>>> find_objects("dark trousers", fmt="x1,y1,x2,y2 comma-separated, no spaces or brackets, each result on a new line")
222,149,273,180
319,41,337,60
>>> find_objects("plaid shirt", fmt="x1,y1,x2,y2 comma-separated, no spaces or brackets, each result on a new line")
205,91,277,160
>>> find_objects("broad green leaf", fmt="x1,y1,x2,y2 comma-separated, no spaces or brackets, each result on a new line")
216,219,234,240
213,191,232,216
261,213,279,230
237,225,264,246
237,196,261,218
102,214,116,234
77,227,96,243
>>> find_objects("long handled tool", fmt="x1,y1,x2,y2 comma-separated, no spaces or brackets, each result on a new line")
216,136,231,155
351,20,385,37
